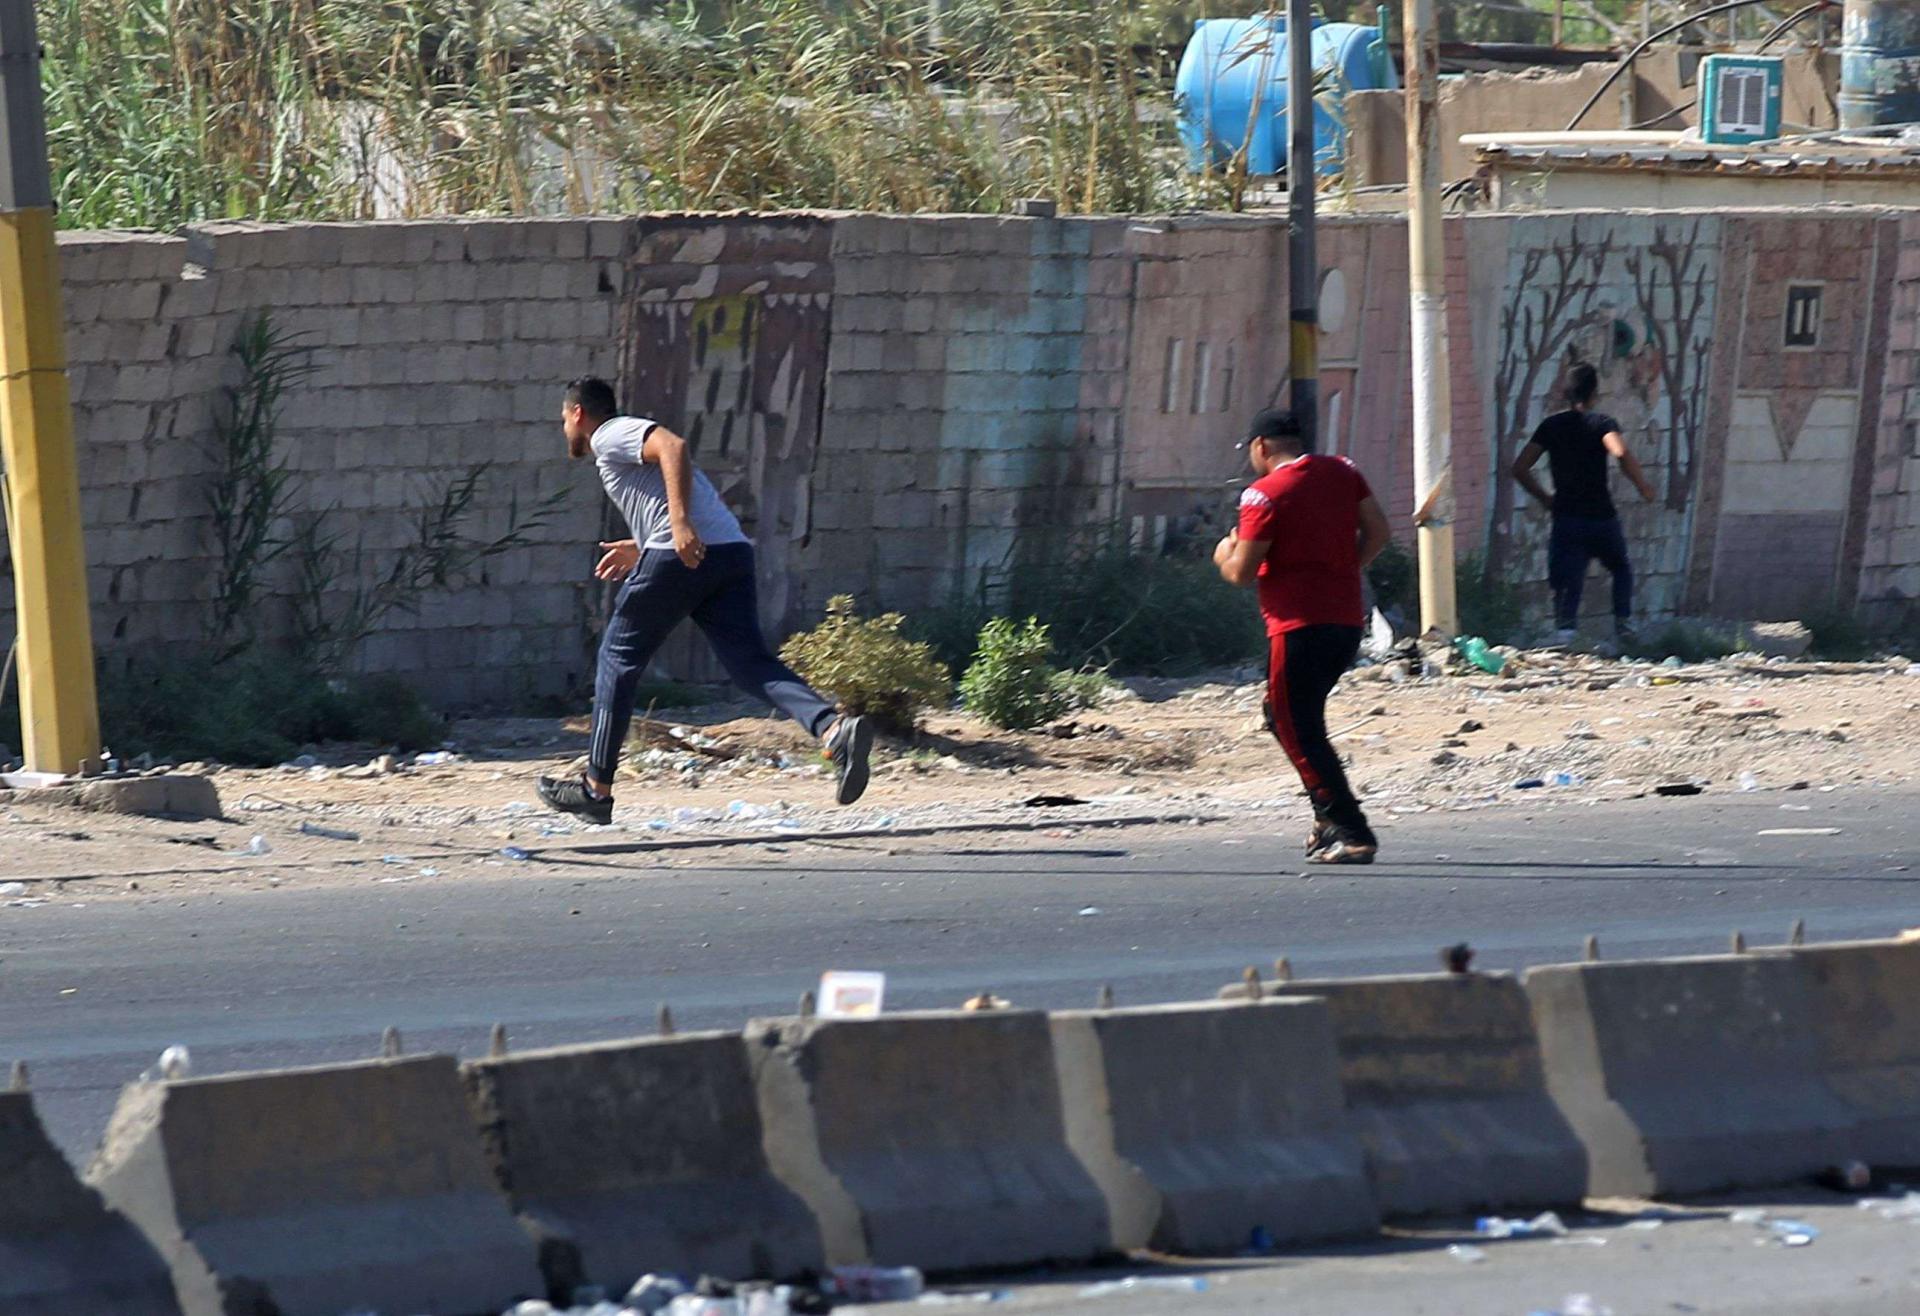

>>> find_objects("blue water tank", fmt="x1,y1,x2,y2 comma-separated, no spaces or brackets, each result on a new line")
1176,14,1399,177
1839,0,1920,130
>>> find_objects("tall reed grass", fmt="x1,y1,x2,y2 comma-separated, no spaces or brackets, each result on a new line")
38,0,1230,228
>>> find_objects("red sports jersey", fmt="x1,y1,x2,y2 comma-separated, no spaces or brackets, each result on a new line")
1236,453,1373,635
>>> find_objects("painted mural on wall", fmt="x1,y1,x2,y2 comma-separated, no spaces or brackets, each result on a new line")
1483,215,1721,622
619,219,833,645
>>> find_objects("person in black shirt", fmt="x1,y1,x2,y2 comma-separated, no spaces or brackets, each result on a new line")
1510,364,1656,643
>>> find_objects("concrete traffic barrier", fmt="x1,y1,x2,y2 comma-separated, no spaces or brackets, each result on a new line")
1,1090,181,1316
1788,937,1920,1165
1526,953,1857,1197
1256,973,1587,1217
747,1009,1112,1272
88,1055,543,1316
1051,998,1377,1253
464,1032,824,1297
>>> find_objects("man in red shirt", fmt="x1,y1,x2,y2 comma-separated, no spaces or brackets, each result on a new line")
1215,409,1392,864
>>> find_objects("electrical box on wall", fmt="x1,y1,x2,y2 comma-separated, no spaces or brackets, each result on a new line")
1699,54,1784,145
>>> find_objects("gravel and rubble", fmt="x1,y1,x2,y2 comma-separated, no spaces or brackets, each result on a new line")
3,649,1916,893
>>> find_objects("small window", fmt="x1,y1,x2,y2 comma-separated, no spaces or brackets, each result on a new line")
1191,341,1212,414
1161,339,1184,414
1220,345,1237,411
1784,285,1822,348
1907,419,1920,460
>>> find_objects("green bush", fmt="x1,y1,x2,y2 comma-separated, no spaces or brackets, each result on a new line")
80,651,447,766
1366,540,1417,620
780,595,952,734
914,536,1266,679
1803,607,1875,661
959,616,1109,731
1457,551,1531,646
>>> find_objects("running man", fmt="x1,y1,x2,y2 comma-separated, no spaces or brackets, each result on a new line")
1215,409,1391,865
1510,363,1657,645
536,377,872,825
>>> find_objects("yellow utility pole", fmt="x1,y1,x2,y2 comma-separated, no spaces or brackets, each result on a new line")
1,0,99,776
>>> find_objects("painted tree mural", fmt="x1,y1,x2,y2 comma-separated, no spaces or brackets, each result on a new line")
1626,221,1713,513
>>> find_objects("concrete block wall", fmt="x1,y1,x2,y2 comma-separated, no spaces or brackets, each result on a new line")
3,204,1918,717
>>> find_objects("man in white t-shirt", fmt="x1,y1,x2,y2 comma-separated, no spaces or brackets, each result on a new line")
536,376,872,825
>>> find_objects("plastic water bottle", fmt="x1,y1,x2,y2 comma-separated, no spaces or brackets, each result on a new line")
829,1265,925,1302
1456,636,1508,675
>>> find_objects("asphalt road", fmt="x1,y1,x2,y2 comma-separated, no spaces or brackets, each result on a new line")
5,785,1919,1166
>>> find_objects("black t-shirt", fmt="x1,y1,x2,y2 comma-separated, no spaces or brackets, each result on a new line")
1529,408,1620,519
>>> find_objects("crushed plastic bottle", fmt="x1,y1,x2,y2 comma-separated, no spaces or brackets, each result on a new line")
1475,1211,1568,1239
297,822,360,842
830,1265,926,1302
1077,1276,1211,1298
1455,636,1510,675
1738,770,1761,792
238,835,273,856
1549,773,1584,788
626,1275,689,1314
499,846,533,861
1445,1244,1487,1264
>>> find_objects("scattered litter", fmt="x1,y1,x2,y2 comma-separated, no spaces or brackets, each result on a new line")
1445,1244,1487,1264
502,801,535,815
1476,1211,1568,1239
830,1264,926,1302
381,854,408,865
1779,804,1813,812
1551,1236,1609,1247
726,800,774,821
1549,772,1584,787
1728,1208,1768,1225
1514,778,1546,790
1654,783,1704,796
417,867,440,877
1078,906,1103,917
499,846,533,861
414,750,459,766
1758,827,1842,836
0,882,23,897
626,1275,688,1313
297,822,360,842
1861,1191,1920,1220
1766,1219,1819,1247
1025,794,1087,808
1625,1218,1665,1231
1077,1276,1211,1298
1527,1297,1612,1316
1738,771,1760,792
818,971,886,1019
236,835,272,856
7,898,48,909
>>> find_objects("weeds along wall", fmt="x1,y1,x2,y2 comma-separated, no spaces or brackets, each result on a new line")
1,207,1917,706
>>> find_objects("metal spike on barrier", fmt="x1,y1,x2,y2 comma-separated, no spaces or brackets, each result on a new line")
1731,931,1747,954
381,1026,403,1058
798,990,816,1020
1791,918,1806,947
1584,934,1600,962
488,1023,508,1058
8,1060,26,1092
657,1003,676,1036
1241,966,1262,999
1273,956,1293,983
1097,983,1115,1009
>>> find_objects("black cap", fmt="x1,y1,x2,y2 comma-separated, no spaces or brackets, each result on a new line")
1238,408,1303,450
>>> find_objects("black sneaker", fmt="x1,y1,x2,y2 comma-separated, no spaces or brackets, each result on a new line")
537,774,613,826
822,715,874,806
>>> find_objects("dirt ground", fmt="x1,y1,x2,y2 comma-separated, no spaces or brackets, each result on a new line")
4,649,1918,899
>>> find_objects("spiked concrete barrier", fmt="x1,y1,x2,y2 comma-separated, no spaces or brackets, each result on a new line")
1254,973,1587,1217
1051,998,1377,1253
464,1032,824,1297
88,1056,543,1316
1788,937,1920,1165
1526,953,1858,1197
0,1090,181,1316
747,1009,1113,1273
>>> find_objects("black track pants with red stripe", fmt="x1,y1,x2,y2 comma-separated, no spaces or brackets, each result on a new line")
1264,623,1375,845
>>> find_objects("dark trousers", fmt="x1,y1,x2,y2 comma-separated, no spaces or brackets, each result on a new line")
589,542,836,783
1265,623,1374,844
1548,513,1633,628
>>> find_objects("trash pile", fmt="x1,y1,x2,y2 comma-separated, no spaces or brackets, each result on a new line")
497,1266,940,1316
